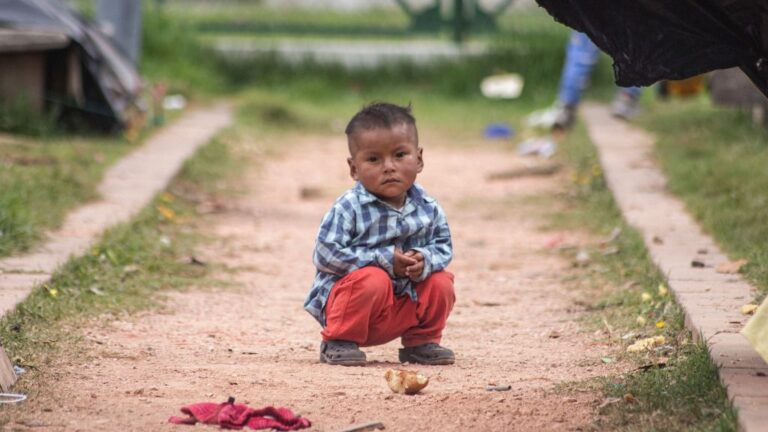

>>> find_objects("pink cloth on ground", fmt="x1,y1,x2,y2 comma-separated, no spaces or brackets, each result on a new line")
169,399,311,431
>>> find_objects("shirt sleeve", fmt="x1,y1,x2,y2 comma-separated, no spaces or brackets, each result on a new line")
313,205,395,277
410,204,452,282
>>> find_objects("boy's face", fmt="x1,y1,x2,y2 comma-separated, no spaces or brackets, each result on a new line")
347,123,423,208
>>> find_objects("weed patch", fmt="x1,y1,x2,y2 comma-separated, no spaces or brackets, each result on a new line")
0,134,239,407
548,124,737,431
639,98,768,301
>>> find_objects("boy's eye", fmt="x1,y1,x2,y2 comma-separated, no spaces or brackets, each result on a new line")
395,151,407,158
366,156,378,163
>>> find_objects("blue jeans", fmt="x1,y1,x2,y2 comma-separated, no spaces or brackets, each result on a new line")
557,31,640,107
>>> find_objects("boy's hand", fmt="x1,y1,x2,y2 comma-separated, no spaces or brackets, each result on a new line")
393,249,418,278
403,250,424,281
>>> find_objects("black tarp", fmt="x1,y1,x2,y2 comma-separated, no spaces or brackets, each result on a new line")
0,0,142,129
535,0,768,98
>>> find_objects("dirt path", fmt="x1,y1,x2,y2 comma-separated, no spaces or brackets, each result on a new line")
8,132,621,431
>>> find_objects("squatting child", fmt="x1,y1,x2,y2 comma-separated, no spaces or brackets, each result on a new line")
304,102,456,366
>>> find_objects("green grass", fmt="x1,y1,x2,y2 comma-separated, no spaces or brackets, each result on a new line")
0,135,135,257
548,124,738,431
597,344,738,431
166,2,410,38
140,6,611,106
0,134,239,406
637,97,768,301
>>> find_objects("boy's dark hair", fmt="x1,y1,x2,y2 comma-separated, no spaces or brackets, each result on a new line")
345,102,416,136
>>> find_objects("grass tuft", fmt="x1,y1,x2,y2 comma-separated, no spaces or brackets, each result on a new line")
549,123,737,431
0,134,238,406
639,98,768,301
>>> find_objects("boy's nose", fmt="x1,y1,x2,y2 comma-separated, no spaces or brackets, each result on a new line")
383,158,396,171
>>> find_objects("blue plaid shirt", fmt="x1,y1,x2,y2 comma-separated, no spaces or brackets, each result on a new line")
305,182,453,325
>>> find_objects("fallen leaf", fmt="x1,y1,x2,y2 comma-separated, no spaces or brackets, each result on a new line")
621,331,638,340
89,286,105,296
601,357,615,364
623,393,636,403
156,205,176,221
574,250,590,267
122,264,140,274
601,227,622,245
598,397,622,409
655,320,666,329
627,336,666,353
641,292,653,302
636,359,668,372
716,259,748,274
636,316,647,326
741,304,758,315
658,284,668,296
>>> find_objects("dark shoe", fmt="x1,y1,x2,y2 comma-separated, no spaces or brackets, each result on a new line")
399,343,455,365
319,340,366,366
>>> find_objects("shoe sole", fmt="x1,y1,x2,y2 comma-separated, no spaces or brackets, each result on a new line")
320,354,366,366
399,353,455,366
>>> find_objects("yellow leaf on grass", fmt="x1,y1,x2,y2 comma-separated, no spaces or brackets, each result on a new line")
656,320,666,329
160,192,175,203
741,304,758,315
636,316,647,326
641,292,653,302
48,288,58,298
627,336,665,353
716,259,748,274
156,205,176,221
658,284,669,296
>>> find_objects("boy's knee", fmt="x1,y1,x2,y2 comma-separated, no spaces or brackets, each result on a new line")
354,266,389,280
345,266,392,298
426,271,455,302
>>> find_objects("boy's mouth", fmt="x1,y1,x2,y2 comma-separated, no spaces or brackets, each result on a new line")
382,178,400,184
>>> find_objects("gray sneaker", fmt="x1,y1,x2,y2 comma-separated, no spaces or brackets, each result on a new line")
611,92,640,120
552,104,577,130
526,102,576,130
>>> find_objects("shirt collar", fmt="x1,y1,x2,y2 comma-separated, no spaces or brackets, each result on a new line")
353,182,433,210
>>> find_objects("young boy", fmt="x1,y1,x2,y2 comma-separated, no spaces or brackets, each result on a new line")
304,102,456,367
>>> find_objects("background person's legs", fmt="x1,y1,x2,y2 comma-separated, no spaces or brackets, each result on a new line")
557,31,601,109
611,86,642,120
552,31,641,128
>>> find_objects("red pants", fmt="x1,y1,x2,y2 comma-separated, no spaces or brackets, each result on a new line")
322,266,455,347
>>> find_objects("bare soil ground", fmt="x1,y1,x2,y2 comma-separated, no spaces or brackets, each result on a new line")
5,131,624,431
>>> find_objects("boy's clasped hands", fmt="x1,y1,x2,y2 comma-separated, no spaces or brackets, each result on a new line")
394,249,423,280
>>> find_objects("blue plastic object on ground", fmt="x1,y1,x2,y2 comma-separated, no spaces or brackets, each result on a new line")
484,123,514,139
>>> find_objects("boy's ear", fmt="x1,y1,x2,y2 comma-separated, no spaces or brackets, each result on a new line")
347,157,358,180
416,147,424,173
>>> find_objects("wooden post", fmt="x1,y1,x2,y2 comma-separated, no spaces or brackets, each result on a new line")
0,345,17,392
